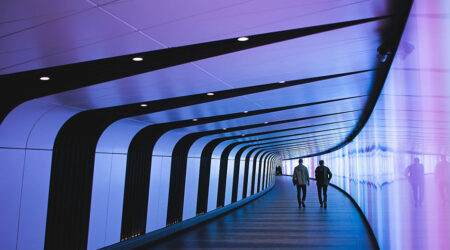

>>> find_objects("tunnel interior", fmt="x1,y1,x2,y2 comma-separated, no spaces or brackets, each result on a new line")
0,0,449,249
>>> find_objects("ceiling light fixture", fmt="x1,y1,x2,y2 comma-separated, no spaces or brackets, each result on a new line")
132,57,143,61
192,118,198,121
264,122,269,124
237,37,249,42
243,111,248,113
140,103,148,107
223,128,227,130
40,76,50,81
279,81,286,83
242,134,246,136
206,92,215,96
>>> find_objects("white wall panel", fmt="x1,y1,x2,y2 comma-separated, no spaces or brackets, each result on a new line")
0,101,56,148
88,153,112,250
147,156,163,232
207,158,220,212
256,154,262,191
96,119,147,154
247,159,253,197
183,157,200,220
88,118,147,248
26,106,80,149
237,159,245,201
157,157,171,227
104,154,127,245
0,148,26,250
224,158,234,206
17,150,52,250
147,156,171,231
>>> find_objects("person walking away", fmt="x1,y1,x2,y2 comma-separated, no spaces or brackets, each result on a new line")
315,160,332,208
292,159,310,208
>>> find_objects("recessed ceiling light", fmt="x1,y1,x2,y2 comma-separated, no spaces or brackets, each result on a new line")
40,76,50,81
237,37,249,42
132,57,143,61
279,81,286,83
223,128,227,130
140,103,148,107
206,92,215,96
243,111,248,113
264,122,269,124
242,134,246,136
192,118,198,121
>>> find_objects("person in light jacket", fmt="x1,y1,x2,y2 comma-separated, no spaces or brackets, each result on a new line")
292,159,310,208
315,160,332,208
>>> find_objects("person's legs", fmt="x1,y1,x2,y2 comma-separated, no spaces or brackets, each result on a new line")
317,185,323,206
299,185,307,207
301,185,307,201
323,185,328,208
411,183,419,207
296,185,301,207
418,183,424,205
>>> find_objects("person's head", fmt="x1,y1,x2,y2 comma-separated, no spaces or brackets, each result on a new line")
413,157,420,164
298,159,303,164
319,160,324,166
441,155,447,161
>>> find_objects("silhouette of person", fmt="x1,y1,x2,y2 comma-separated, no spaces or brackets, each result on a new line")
315,160,332,208
435,155,450,205
292,159,310,208
276,166,282,176
405,157,425,207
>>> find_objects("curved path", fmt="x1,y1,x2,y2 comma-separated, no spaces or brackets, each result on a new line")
140,176,377,249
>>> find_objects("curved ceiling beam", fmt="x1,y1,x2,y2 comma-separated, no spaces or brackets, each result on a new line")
285,0,413,160
0,15,389,124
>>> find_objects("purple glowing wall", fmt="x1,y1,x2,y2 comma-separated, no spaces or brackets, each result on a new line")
283,1,450,249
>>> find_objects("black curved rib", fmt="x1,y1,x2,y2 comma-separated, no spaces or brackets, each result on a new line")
0,16,387,124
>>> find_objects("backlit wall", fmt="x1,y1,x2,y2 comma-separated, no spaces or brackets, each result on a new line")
283,1,450,249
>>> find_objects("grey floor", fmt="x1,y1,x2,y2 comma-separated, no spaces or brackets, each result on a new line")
142,176,377,249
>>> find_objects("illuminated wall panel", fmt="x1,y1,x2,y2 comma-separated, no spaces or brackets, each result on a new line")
283,1,450,248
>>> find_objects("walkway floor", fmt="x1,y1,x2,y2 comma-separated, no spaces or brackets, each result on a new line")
141,176,377,249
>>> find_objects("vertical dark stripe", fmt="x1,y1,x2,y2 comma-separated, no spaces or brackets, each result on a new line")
255,150,264,193
120,125,167,240
261,153,269,190
217,145,235,208
167,135,199,225
230,148,241,203
196,144,217,215
234,146,251,201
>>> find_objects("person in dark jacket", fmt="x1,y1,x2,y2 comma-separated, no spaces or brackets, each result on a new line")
315,160,332,208
276,166,282,176
292,159,310,208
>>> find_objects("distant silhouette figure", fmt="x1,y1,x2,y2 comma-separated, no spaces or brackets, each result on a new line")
315,160,332,208
435,155,450,206
405,158,425,207
292,159,310,208
276,166,282,176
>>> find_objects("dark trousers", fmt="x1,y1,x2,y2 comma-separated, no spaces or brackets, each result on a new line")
317,185,328,204
296,184,307,204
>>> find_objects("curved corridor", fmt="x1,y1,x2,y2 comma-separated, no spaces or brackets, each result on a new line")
143,176,377,249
